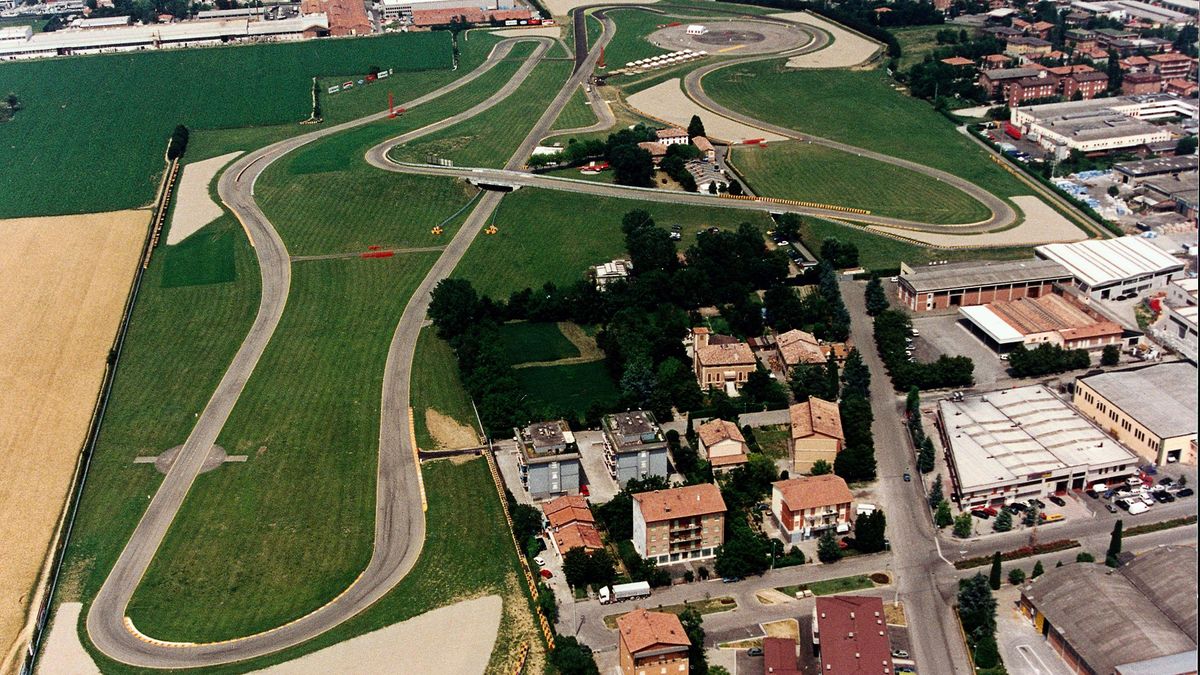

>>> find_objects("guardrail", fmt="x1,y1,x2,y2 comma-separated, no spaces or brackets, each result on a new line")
19,148,174,675
718,192,871,215
143,157,179,269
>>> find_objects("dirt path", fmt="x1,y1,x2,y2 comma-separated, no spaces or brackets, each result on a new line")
425,409,480,450
771,12,880,68
166,152,241,245
255,596,502,674
626,78,786,143
869,196,1087,247
34,603,99,675
0,210,149,671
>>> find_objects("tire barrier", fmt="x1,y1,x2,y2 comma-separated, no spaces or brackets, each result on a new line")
717,191,871,215
143,158,180,269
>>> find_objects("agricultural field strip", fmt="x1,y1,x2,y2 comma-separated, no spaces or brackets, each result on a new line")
85,36,558,669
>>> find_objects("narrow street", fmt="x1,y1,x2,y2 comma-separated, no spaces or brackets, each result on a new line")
839,276,974,675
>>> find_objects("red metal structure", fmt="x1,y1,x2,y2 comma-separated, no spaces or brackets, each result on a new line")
388,92,396,118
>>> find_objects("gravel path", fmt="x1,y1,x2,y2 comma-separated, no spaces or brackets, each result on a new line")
869,196,1087,247
255,596,502,675
626,78,786,143
35,604,99,675
166,152,241,245
770,12,880,68
491,26,562,38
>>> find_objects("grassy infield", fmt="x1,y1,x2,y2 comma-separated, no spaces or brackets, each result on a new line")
31,7,1055,672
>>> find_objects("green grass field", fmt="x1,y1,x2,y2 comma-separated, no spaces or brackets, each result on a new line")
0,32,455,218
800,217,1033,271
389,59,572,168
499,321,581,363
454,187,775,296
730,141,991,224
550,85,600,131
778,574,876,597
515,360,619,418
703,62,1031,201
127,252,440,641
892,25,946,70
604,9,673,68
411,325,479,451
159,224,238,288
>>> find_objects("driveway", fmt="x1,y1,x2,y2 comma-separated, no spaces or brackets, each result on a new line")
993,586,1072,675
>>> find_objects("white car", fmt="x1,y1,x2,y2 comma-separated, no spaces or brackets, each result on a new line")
890,276,899,283
910,329,920,337
534,556,546,567
892,650,909,659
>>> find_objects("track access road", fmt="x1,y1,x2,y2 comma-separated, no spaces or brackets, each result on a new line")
86,36,556,669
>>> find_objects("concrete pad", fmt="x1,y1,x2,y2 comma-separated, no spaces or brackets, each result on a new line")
771,12,880,68
869,196,1087,248
35,603,99,675
166,152,241,245
256,595,503,675
490,26,561,39
626,78,786,144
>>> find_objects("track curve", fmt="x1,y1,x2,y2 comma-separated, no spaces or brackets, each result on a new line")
86,35,556,669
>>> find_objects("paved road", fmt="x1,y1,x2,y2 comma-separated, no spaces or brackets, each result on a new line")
86,36,557,669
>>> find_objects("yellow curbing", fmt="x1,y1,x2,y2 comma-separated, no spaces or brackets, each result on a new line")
717,191,871,215
408,407,427,512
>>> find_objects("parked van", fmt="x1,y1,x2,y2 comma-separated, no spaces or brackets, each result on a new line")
1127,502,1149,515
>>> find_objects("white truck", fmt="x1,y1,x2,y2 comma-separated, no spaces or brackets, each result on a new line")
599,581,651,604
1127,501,1149,515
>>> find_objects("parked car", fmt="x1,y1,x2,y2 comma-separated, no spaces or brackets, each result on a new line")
971,509,991,520
534,556,546,567
579,484,589,497
1105,503,1118,513
1155,491,1175,503
1048,495,1066,507
722,576,743,583
1085,489,1099,499
1028,498,1046,510
1006,502,1026,513
1103,489,1116,499
747,647,763,657
1177,488,1194,497
982,506,998,517
892,650,909,659
1159,477,1174,486
903,472,912,482
539,569,553,579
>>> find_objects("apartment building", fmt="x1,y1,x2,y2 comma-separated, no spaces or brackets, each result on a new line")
632,484,726,565
770,475,855,544
602,411,669,487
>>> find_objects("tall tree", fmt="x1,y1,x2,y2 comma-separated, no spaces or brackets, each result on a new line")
917,437,936,473
929,474,945,509
989,552,1002,590
1107,519,1123,558
935,501,953,528
958,572,998,638
679,607,709,675
865,276,889,315
992,509,1013,532
817,530,842,563
855,509,887,553
687,114,707,139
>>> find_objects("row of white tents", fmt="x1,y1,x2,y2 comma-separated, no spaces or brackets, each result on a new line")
622,49,706,71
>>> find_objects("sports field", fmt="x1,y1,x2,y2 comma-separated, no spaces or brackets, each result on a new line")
0,210,148,665
729,141,992,224
454,187,775,297
0,31,454,218
703,62,1032,200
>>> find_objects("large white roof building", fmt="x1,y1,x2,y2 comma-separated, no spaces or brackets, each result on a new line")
938,385,1137,507
1035,236,1186,300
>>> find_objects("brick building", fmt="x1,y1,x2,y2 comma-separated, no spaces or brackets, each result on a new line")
770,474,854,544
691,327,756,390
1061,70,1109,99
1149,52,1194,79
617,609,691,675
1123,71,1164,95
813,596,895,674
789,397,844,474
896,259,1074,313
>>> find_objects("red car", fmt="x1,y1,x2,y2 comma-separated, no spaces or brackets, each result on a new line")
579,484,590,497
539,569,552,579
982,507,999,517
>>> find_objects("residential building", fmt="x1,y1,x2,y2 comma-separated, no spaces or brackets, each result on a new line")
541,495,603,556
937,385,1138,508
762,637,801,675
1061,70,1109,99
897,259,1075,313
1019,547,1197,675
1064,28,1097,49
789,397,844,474
656,127,690,146
695,418,749,473
1073,362,1198,465
813,596,894,675
980,67,1042,99
1035,235,1186,300
632,483,726,565
602,410,669,486
692,135,715,161
590,258,632,290
982,53,1013,69
774,328,827,372
770,474,854,544
691,327,756,391
941,55,974,67
1165,79,1199,97
958,292,1126,351
637,140,668,165
1123,71,1164,95
617,609,691,675
1005,36,1054,58
1009,75,1058,106
514,420,581,499
1149,52,1195,79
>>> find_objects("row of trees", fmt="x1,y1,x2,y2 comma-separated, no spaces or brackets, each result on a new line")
905,387,936,473
873,309,975,391
1007,342,1090,378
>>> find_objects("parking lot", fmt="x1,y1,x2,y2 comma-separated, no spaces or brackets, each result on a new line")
909,313,1010,387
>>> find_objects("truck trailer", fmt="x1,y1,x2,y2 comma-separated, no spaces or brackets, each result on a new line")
598,581,652,604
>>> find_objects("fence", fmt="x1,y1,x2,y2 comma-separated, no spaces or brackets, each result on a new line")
482,448,556,652
18,148,175,675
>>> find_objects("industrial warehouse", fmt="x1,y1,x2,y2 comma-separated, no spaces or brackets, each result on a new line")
896,259,1075,313
1009,93,1198,157
958,292,1127,352
1035,235,1187,300
1073,362,1199,466
938,385,1138,509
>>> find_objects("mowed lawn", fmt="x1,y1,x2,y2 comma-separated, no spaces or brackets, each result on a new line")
389,58,572,168
703,62,1031,200
55,216,259,619
499,321,580,363
516,361,620,419
550,85,600,131
411,325,479,451
454,188,775,297
0,31,453,218
800,217,1033,271
730,141,992,224
604,8,673,68
127,253,440,641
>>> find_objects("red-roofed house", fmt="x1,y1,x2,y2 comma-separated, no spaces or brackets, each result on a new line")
771,474,854,543
1166,79,1198,97
789,397,844,473
696,418,749,473
763,637,802,675
633,484,726,565
692,327,757,391
617,609,691,675
941,56,975,67
775,328,827,373
1149,52,1194,79
813,596,894,674
541,495,603,556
